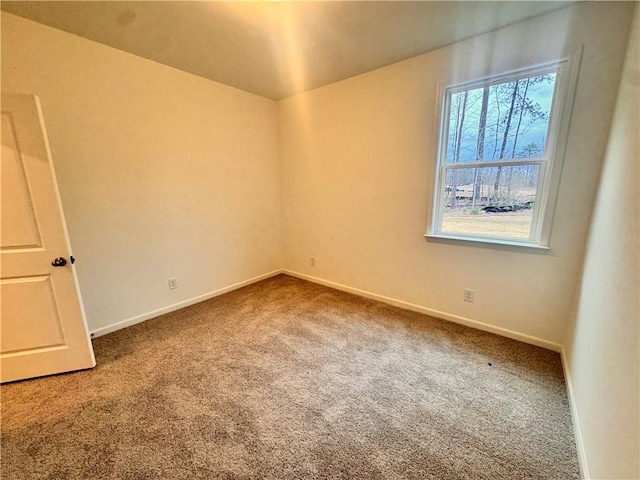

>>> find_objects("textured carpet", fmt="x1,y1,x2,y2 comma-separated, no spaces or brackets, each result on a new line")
1,274,580,479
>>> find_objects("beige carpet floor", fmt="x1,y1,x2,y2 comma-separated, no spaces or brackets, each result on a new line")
1,274,580,479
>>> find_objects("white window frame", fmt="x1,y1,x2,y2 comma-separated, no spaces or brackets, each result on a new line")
426,54,581,249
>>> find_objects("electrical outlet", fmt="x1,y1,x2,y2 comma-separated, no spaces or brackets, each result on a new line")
310,257,316,266
463,288,474,303
168,277,178,290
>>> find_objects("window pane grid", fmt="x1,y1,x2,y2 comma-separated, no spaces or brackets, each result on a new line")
436,164,541,240
431,62,566,244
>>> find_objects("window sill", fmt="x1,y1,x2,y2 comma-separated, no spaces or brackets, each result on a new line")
424,233,550,252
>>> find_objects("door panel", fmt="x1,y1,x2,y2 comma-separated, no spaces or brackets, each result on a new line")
0,94,95,383
1,112,42,249
1,275,65,354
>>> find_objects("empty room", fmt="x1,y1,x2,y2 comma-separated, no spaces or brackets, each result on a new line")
1,1,638,479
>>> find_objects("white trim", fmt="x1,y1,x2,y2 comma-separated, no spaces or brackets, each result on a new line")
424,233,549,250
282,269,562,352
429,53,582,248
561,347,590,479
89,269,283,338
448,60,564,94
90,267,560,350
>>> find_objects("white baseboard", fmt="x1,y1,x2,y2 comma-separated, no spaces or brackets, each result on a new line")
92,267,563,351
89,267,585,476
282,269,563,353
90,269,283,338
561,347,590,479
91,268,586,477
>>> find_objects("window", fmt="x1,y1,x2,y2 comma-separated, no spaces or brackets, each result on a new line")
428,59,576,247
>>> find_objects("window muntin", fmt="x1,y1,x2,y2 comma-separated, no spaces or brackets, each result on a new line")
430,62,570,246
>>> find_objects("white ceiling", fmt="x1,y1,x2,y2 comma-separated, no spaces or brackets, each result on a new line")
1,1,574,100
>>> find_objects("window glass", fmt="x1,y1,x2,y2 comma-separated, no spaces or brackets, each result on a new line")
441,165,540,239
430,61,572,246
445,73,556,164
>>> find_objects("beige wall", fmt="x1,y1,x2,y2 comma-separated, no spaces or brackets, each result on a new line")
564,5,639,478
1,13,283,332
278,2,634,346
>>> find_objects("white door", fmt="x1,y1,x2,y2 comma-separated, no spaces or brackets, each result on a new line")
1,94,95,383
